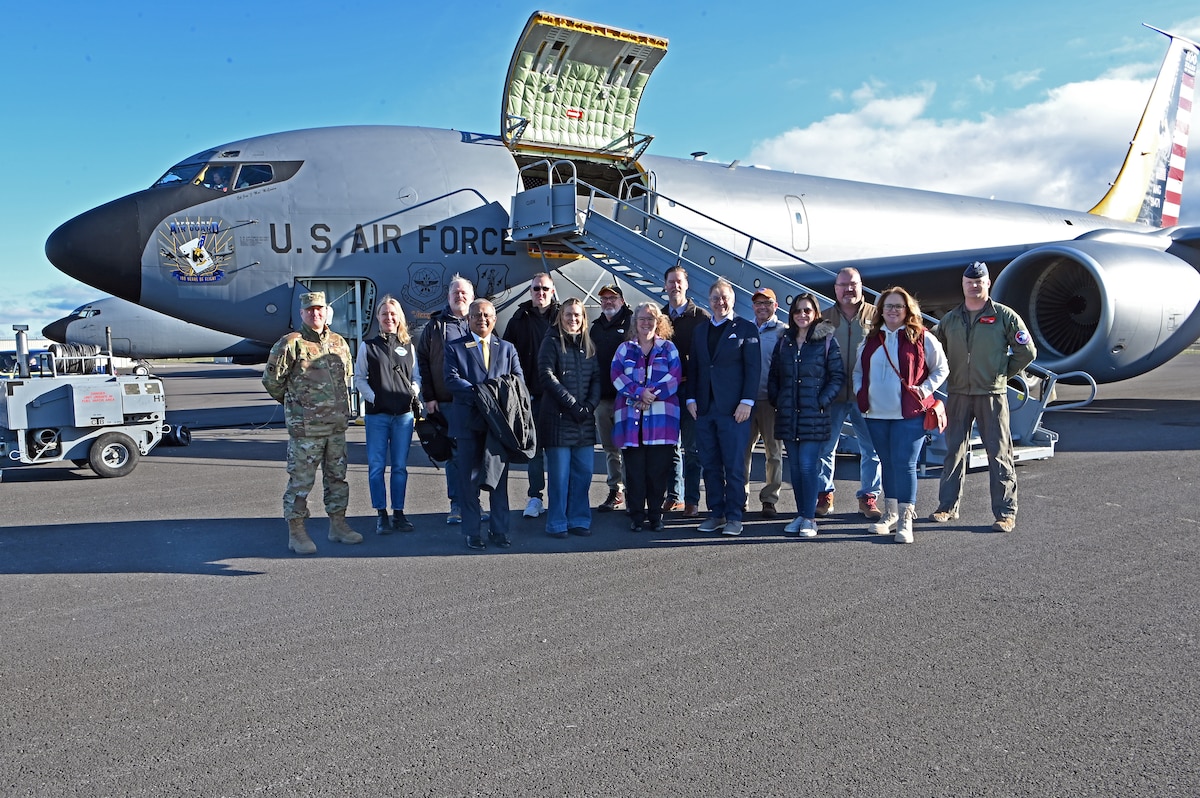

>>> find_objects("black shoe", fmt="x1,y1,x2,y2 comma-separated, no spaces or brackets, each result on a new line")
650,518,665,532
568,526,592,537
392,510,414,533
466,536,486,550
598,489,624,512
376,510,394,535
488,532,512,548
629,520,643,532
547,530,569,539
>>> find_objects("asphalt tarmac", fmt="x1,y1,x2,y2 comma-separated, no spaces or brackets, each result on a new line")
1,355,1197,796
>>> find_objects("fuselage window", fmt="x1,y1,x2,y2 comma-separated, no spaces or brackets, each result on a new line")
235,164,273,189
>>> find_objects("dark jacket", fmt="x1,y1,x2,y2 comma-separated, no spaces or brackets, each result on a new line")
768,321,845,443
663,299,710,378
474,374,537,491
537,329,601,448
685,315,761,416
416,306,471,404
502,299,560,398
589,305,633,400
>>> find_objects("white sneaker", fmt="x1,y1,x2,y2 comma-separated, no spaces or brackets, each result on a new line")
523,497,545,518
800,519,818,539
784,516,805,535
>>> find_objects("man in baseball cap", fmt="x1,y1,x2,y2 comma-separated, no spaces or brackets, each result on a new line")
262,289,359,554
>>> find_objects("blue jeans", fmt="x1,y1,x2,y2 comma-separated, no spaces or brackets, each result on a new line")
784,439,822,519
365,412,414,510
544,446,593,533
865,415,926,505
670,411,702,504
818,400,882,497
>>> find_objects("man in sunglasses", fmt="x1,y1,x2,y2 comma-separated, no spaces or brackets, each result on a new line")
502,273,560,519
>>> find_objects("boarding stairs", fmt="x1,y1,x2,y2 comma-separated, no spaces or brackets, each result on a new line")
509,159,1095,470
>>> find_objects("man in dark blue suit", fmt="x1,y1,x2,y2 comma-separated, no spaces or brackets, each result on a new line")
685,278,761,536
444,298,524,551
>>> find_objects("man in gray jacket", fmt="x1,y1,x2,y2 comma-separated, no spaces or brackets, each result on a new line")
817,268,882,521
742,289,784,519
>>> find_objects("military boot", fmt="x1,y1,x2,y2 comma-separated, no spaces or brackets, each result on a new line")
287,518,317,555
328,513,364,544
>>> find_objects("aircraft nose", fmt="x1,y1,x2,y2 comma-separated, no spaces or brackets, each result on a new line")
45,195,144,303
42,317,72,343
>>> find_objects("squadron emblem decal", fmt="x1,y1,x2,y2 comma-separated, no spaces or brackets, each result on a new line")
400,263,446,312
158,217,235,282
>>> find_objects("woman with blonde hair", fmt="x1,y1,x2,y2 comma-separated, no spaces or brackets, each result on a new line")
538,297,601,538
355,295,420,534
611,303,682,532
853,287,948,543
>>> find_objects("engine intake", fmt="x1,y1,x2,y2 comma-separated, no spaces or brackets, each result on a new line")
992,238,1200,383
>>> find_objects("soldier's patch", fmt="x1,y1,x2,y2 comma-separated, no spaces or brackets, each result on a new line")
1014,330,1031,345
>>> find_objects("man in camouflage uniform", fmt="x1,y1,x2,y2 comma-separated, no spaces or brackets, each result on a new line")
262,291,362,554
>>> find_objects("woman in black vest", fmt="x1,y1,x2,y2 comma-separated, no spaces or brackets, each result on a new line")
354,295,419,534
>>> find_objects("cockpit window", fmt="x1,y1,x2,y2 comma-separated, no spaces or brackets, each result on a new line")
198,165,234,192
235,164,273,189
151,158,302,191
153,161,206,187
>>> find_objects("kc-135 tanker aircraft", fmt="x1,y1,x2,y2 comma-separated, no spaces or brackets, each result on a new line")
43,12,1199,384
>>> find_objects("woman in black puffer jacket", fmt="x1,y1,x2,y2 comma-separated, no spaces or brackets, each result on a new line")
538,297,601,539
768,292,845,538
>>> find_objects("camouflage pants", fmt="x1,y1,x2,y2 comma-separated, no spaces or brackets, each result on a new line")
283,432,349,519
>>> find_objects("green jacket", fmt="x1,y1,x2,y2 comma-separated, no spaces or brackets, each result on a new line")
933,299,1037,395
262,324,353,435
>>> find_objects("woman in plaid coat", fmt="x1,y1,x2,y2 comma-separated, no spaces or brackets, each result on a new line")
611,303,683,532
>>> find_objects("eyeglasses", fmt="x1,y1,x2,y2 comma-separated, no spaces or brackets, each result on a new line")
793,307,816,315
882,303,907,311
752,300,775,307
470,312,495,320
531,286,552,293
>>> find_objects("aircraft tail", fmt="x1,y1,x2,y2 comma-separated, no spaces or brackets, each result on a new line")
1089,25,1197,228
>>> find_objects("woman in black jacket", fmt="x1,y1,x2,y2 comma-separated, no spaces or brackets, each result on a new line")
768,293,845,537
538,298,601,539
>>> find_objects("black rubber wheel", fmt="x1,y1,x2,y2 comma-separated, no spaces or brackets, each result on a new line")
164,424,192,446
88,432,140,478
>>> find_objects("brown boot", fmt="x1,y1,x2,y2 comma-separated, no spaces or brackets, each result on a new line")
328,513,363,544
287,518,317,555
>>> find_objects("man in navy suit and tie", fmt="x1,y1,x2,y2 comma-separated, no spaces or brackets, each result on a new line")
685,278,761,536
444,298,524,550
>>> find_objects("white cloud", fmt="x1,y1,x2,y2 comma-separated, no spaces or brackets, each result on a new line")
748,71,1199,223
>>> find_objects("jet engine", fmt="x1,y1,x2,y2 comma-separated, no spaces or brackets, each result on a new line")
992,231,1200,383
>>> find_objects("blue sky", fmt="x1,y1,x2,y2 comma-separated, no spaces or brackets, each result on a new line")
4,1,1198,337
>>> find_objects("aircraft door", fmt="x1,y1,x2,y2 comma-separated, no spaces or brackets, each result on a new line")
785,196,811,252
294,278,377,414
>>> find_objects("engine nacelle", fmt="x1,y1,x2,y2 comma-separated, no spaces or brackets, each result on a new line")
992,236,1200,383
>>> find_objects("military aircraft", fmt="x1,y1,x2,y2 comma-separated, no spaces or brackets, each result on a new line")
42,297,271,364
44,12,1199,384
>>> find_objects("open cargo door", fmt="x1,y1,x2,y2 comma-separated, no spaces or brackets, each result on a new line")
502,11,668,166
